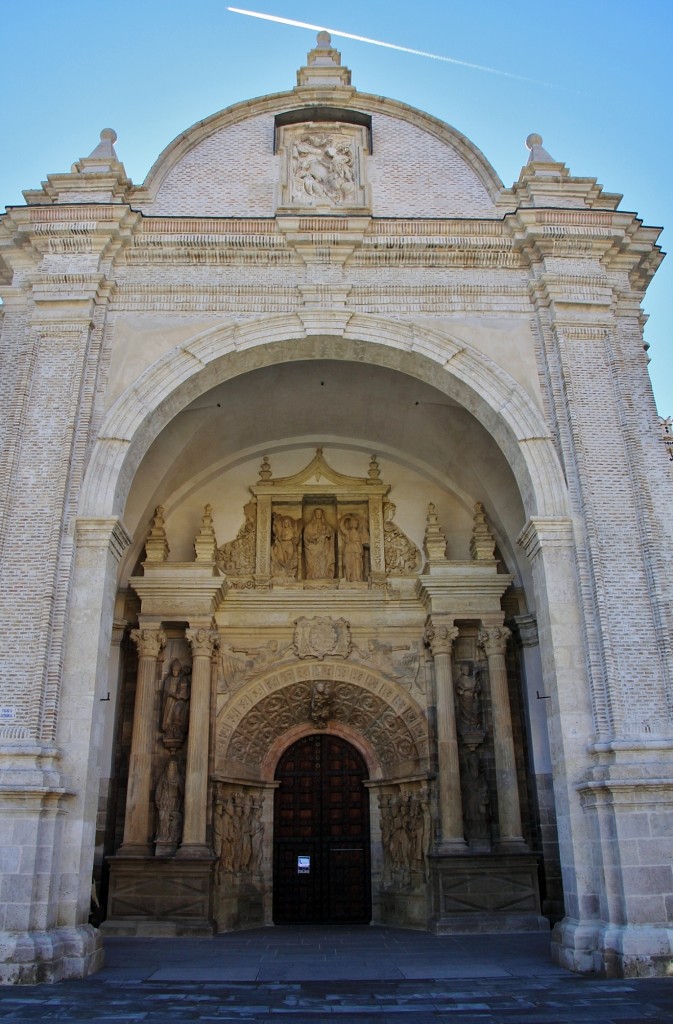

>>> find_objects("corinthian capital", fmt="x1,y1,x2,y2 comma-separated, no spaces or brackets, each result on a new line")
130,627,166,659
424,621,459,658
479,625,512,658
186,628,220,658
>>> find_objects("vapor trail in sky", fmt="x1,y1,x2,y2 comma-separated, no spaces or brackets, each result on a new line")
227,7,555,88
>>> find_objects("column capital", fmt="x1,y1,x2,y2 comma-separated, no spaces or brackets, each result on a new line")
130,627,166,659
186,627,219,658
479,625,512,658
424,620,459,658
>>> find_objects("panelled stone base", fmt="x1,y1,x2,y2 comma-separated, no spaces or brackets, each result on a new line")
552,918,673,978
429,854,548,934
215,883,269,932
0,925,103,985
102,856,215,936
380,889,429,929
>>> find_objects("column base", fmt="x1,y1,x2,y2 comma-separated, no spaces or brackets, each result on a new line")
115,843,153,858
433,839,469,856
552,918,673,977
496,838,529,854
0,924,103,985
429,852,547,934
176,843,214,860
104,855,215,936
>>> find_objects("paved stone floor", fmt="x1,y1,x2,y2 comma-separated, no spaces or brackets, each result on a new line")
1,927,672,1022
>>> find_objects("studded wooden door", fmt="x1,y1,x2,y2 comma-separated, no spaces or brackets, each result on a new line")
273,733,371,924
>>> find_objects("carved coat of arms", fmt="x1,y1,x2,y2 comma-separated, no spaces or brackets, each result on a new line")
293,616,352,660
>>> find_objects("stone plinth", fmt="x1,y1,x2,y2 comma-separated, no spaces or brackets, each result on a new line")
429,853,548,934
103,856,215,936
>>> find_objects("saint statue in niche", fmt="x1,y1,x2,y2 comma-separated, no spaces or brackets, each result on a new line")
339,512,369,582
303,508,335,579
155,758,184,847
454,663,482,735
270,512,301,580
161,659,192,749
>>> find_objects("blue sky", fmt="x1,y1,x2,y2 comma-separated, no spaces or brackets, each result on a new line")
1,1,670,413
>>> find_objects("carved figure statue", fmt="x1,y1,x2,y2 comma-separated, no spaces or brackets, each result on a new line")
455,663,482,735
309,681,333,727
303,508,335,579
382,502,422,574
217,501,256,576
161,659,191,748
462,753,491,845
339,513,369,582
270,513,301,580
155,759,184,846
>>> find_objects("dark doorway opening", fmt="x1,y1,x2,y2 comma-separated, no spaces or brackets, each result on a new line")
273,733,371,924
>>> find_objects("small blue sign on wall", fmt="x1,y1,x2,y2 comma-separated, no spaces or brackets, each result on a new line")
297,855,311,874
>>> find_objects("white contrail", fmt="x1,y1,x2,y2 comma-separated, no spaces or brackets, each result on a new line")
227,7,555,87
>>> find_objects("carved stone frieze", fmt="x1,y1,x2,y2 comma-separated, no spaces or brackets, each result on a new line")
212,785,265,884
294,616,352,660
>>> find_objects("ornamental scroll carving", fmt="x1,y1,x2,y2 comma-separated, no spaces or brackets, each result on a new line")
294,616,352,660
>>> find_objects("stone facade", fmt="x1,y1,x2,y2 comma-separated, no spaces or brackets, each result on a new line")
0,34,671,983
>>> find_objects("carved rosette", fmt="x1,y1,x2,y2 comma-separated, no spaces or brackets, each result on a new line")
294,617,352,660
130,628,166,660
478,625,511,658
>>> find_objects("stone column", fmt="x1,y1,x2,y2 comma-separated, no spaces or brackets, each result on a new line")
178,627,219,858
425,619,467,852
119,627,166,855
479,625,527,851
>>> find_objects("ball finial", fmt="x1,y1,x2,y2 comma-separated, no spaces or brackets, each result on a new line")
526,133,543,150
100,128,118,143
316,30,331,47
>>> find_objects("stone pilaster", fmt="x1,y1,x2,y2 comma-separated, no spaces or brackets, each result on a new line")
424,619,466,852
178,628,219,857
479,625,527,852
119,628,166,854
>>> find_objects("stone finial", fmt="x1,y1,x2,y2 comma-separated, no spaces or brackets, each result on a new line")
194,503,218,563
525,133,556,165
297,30,352,87
470,502,496,560
367,454,381,481
258,456,272,481
144,505,169,563
423,503,449,561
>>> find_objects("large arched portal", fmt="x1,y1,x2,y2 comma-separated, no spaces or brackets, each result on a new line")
273,734,371,925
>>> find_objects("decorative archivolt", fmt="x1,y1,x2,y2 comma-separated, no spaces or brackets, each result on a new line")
215,661,428,780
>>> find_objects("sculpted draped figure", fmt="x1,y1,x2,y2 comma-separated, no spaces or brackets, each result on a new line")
270,512,301,580
161,658,191,749
303,507,335,579
339,512,369,582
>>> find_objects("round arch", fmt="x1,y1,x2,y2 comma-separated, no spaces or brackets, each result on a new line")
79,313,568,524
215,659,430,783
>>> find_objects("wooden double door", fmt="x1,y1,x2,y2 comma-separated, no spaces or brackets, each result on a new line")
273,734,371,924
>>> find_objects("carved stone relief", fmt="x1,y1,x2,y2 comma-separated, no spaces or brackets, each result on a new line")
294,616,352,660
216,500,256,577
303,507,336,579
276,123,370,210
212,786,265,885
379,783,430,890
223,676,422,772
270,512,301,580
339,512,369,582
382,502,421,574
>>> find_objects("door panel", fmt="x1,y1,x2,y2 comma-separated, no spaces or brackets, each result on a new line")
273,734,371,924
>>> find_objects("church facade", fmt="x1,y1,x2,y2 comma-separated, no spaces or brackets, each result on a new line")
0,34,671,984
